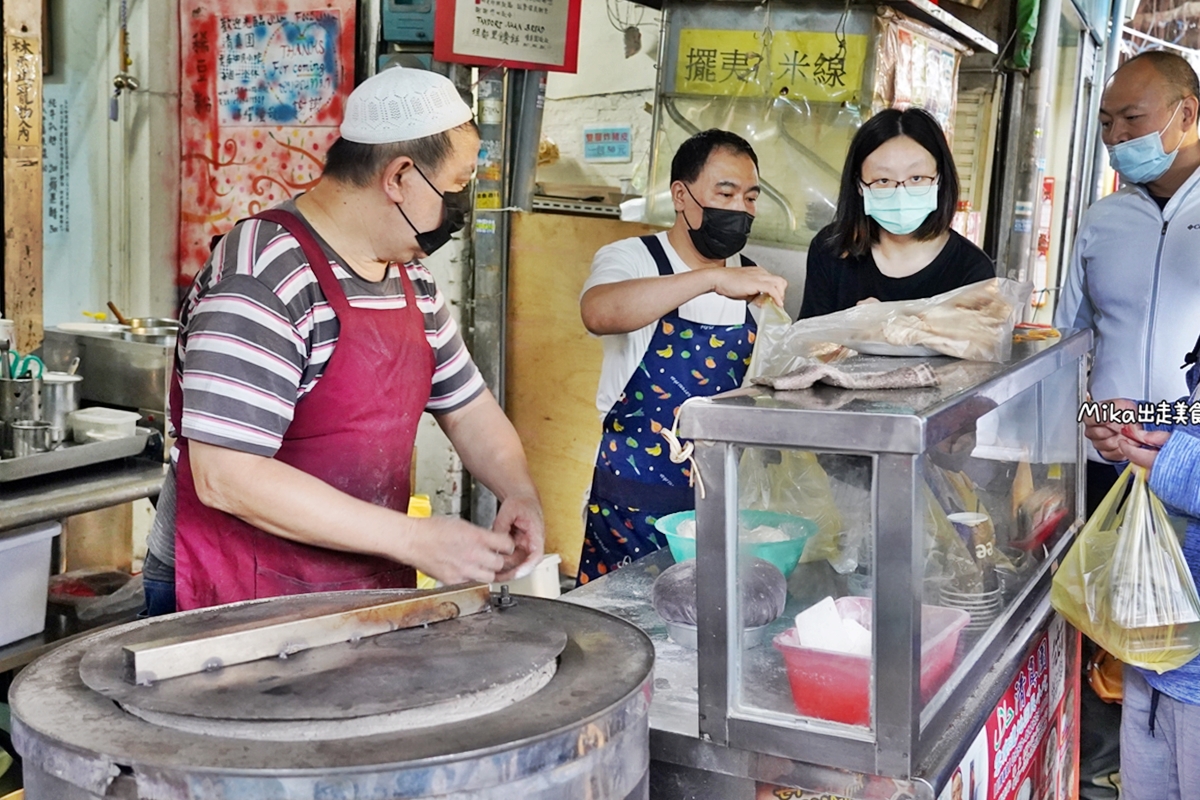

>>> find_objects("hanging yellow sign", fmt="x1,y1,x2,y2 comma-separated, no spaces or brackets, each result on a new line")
674,28,867,102
769,31,868,103
675,29,766,97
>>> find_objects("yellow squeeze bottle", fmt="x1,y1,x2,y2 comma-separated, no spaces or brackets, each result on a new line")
409,494,439,589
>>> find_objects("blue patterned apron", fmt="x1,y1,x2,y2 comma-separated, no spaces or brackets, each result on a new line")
577,235,757,584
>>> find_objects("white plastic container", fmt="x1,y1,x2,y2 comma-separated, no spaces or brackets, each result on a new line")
68,407,141,443
0,521,60,646
492,553,563,599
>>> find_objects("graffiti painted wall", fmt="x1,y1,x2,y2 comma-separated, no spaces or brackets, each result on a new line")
178,0,355,284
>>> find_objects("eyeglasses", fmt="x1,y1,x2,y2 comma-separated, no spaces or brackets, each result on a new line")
860,175,939,199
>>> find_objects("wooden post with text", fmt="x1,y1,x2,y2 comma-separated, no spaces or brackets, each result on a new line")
2,0,43,353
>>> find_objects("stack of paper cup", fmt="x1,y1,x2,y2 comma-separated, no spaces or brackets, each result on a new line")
948,512,999,592
940,586,1003,636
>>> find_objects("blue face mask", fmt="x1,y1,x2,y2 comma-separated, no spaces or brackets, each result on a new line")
1107,101,1183,184
863,184,939,236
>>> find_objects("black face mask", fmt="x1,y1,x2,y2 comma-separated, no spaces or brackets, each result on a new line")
682,183,754,260
396,164,471,256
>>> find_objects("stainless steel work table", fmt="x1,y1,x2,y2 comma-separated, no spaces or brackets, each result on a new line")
0,458,166,673
0,458,165,537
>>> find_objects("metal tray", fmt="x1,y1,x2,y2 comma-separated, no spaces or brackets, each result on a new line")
0,428,152,482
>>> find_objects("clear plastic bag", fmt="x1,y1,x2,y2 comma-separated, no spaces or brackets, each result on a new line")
770,278,1033,365
743,299,793,385
1051,466,1200,673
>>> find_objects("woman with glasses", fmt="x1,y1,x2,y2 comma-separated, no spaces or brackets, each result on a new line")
798,107,994,319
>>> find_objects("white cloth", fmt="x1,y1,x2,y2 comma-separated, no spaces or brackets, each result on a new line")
1055,167,1200,461
582,232,751,415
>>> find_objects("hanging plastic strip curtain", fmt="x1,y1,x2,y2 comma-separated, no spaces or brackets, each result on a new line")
646,1,971,249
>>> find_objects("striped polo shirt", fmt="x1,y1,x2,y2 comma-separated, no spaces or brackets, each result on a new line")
173,199,484,458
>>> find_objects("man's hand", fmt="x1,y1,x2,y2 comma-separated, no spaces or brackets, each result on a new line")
1083,398,1136,461
856,296,882,306
405,516,516,585
492,492,545,581
1083,398,1171,471
711,266,787,308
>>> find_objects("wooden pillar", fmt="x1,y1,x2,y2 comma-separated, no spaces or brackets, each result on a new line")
3,0,43,354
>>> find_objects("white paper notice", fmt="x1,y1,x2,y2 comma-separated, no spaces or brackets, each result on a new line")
43,94,69,235
453,0,569,67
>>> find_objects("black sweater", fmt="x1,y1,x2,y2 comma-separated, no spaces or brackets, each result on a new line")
799,226,995,319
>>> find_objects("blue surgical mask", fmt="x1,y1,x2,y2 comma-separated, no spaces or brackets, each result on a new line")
863,184,939,236
1107,101,1183,184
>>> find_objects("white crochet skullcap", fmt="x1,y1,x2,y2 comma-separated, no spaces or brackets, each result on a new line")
340,67,474,144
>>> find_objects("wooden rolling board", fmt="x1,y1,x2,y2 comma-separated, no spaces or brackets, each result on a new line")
507,213,662,578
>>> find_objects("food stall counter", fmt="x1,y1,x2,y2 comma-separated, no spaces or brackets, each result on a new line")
564,332,1091,800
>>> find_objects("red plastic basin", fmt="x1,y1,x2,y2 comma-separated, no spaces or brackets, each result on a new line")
773,597,970,726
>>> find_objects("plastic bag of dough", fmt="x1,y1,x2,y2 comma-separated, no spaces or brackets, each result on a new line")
769,278,1033,364
739,449,846,567
743,299,793,386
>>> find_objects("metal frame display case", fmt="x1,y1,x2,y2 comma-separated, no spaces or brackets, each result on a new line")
678,331,1090,781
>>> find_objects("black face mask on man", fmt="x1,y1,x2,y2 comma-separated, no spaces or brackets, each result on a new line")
396,164,471,256
681,183,754,260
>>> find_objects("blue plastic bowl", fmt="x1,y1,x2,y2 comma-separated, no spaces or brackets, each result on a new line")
654,510,818,578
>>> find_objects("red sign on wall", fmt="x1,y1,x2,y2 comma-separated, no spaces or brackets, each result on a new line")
434,0,582,73
178,0,355,285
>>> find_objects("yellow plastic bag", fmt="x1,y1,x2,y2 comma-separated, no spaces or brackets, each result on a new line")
738,449,846,565
1051,465,1200,673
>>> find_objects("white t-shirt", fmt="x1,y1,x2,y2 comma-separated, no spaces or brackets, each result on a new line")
582,232,753,415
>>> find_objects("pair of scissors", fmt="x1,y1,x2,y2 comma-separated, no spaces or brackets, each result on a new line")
7,351,45,379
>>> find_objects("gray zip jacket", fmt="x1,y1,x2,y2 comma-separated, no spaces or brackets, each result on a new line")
1055,167,1200,451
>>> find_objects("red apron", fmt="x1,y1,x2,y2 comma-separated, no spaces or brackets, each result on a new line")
172,208,432,610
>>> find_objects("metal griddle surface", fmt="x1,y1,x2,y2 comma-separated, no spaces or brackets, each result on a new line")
11,592,655,779
80,606,567,721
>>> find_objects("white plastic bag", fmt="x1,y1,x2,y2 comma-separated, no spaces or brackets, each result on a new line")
767,278,1033,365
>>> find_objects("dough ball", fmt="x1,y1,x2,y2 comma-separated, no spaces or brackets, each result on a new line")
651,558,788,627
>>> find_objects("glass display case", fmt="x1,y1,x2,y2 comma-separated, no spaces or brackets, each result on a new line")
677,331,1089,778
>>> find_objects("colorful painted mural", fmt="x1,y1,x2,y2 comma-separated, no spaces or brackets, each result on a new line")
179,0,355,284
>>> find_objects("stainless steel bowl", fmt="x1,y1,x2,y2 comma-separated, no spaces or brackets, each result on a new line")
664,620,772,650
122,327,177,345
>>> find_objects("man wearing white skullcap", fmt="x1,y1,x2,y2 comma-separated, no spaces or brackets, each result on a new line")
143,67,544,613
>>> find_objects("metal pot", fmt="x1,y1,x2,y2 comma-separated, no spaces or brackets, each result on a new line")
11,419,52,457
0,376,42,458
42,372,83,445
122,327,177,345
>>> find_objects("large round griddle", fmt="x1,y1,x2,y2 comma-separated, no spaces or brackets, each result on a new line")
11,591,655,800
80,607,566,722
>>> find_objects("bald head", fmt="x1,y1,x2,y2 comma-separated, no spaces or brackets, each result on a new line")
1118,51,1200,103
1101,51,1200,148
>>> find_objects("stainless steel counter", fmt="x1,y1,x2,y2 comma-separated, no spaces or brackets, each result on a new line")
0,459,165,672
0,459,166,536
563,549,1058,799
563,549,700,738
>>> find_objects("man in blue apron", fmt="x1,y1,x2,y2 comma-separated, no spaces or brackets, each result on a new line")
576,129,788,584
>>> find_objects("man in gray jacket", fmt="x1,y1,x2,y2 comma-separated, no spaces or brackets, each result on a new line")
1057,50,1200,484
1054,49,1200,800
